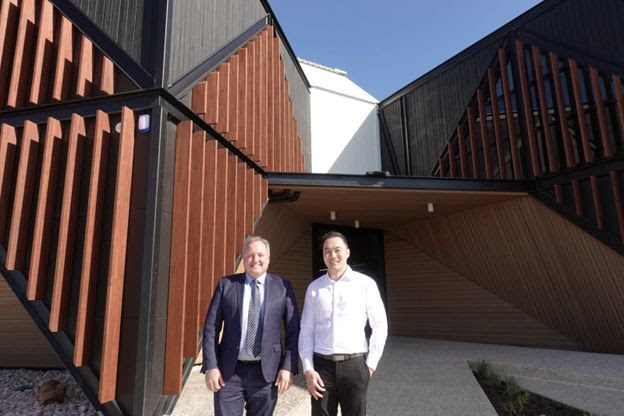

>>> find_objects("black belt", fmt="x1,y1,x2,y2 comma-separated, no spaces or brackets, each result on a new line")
237,359,261,364
314,352,365,362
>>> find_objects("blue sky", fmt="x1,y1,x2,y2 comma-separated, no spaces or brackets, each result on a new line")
268,0,542,100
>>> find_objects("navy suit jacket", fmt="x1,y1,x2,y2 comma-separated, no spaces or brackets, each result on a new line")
201,273,299,382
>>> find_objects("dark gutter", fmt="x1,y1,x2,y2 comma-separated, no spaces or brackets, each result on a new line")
260,0,311,90
266,172,530,193
380,0,565,108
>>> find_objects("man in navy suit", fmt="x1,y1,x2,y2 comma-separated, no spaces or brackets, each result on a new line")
201,235,299,416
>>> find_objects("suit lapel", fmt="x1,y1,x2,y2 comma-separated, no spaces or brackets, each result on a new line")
236,274,245,330
262,273,274,335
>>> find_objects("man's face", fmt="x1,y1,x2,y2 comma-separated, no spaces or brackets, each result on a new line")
322,236,350,276
243,240,270,279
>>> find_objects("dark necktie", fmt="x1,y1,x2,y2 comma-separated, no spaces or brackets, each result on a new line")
245,279,263,358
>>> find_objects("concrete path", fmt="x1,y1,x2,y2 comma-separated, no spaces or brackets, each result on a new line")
172,337,624,416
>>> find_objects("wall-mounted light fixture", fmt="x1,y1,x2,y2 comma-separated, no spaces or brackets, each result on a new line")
427,202,434,213
354,220,360,229
330,211,336,221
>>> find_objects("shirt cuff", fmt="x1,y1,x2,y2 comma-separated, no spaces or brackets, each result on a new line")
302,356,314,373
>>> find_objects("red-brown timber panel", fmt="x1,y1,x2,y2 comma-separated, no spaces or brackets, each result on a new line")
226,153,238,274
206,71,219,127
7,0,36,109
253,36,262,163
613,75,624,139
531,46,558,173
568,59,593,163
183,129,205,358
200,139,218,317
52,16,73,102
448,142,457,177
49,114,86,332
74,111,110,365
237,47,248,151
438,158,446,177
267,27,275,171
226,55,238,142
498,48,522,179
0,124,17,244
572,180,583,216
487,68,506,179
246,167,255,237
466,106,479,178
0,0,19,110
217,62,230,136
476,88,493,179
95,55,115,95
163,120,192,395
549,52,576,169
236,162,247,250
456,125,468,177
589,67,613,158
610,171,624,242
277,54,284,171
515,40,541,176
99,107,135,402
27,118,63,301
590,176,605,230
75,36,94,98
261,176,268,209
213,146,229,283
253,173,261,222
6,121,39,270
29,0,54,105
261,29,270,169
192,81,208,118
247,40,256,160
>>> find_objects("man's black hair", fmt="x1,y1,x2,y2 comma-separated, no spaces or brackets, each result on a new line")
321,231,348,248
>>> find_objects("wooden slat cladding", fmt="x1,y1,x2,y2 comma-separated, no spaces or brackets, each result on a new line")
392,196,624,354
0,0,134,111
162,84,270,395
384,232,579,349
193,25,305,173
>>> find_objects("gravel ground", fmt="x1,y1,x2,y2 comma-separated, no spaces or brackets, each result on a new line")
0,369,96,416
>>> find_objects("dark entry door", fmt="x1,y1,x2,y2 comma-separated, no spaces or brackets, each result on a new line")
311,224,387,305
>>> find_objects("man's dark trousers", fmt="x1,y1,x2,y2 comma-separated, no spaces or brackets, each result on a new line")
215,362,277,416
311,355,370,416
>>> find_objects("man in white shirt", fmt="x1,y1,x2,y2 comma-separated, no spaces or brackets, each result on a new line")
299,231,388,416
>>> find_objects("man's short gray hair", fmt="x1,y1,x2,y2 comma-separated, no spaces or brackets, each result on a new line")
242,235,271,256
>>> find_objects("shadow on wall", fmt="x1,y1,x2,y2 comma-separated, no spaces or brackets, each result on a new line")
328,107,381,174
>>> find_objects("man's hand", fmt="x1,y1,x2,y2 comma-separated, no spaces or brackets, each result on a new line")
304,370,325,400
368,367,374,378
275,369,293,394
205,369,225,392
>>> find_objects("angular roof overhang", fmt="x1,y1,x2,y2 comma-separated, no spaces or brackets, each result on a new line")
266,173,529,227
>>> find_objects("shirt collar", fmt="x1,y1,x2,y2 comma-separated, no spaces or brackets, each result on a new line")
325,266,352,283
245,272,267,285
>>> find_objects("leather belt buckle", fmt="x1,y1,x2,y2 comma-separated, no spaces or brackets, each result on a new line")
334,354,347,362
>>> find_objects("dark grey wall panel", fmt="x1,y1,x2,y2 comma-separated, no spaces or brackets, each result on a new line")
167,0,266,84
69,0,144,64
380,100,405,174
523,0,624,66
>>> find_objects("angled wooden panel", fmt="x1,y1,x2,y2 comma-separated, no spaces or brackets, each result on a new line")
531,46,558,173
6,121,40,271
499,48,522,179
183,129,205,358
246,40,256,159
613,75,624,140
589,67,613,158
0,124,17,242
226,153,238,274
226,55,238,143
610,171,624,242
27,118,63,301
212,146,229,288
487,68,506,179
74,111,110,366
205,71,219,126
192,81,207,117
466,106,479,178
476,88,493,179
7,0,36,109
217,62,230,136
99,107,135,402
75,35,93,98
549,52,576,169
266,28,275,171
246,167,255,237
237,47,248,151
276,53,284,171
163,120,192,395
29,0,54,105
95,54,114,95
49,114,86,332
253,173,262,221
200,139,218,320
253,37,262,162
456,125,468,177
261,29,269,169
52,16,73,102
568,59,593,163
236,162,247,248
0,0,19,110
515,40,541,177
590,176,605,230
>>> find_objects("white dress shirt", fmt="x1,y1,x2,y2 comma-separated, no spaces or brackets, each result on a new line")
238,273,266,361
299,266,388,372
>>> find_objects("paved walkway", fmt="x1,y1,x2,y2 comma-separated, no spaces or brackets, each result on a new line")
172,337,624,416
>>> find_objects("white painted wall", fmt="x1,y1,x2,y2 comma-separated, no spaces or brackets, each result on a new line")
300,60,381,174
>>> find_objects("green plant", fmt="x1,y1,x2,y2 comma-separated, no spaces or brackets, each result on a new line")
473,360,502,386
503,376,522,398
